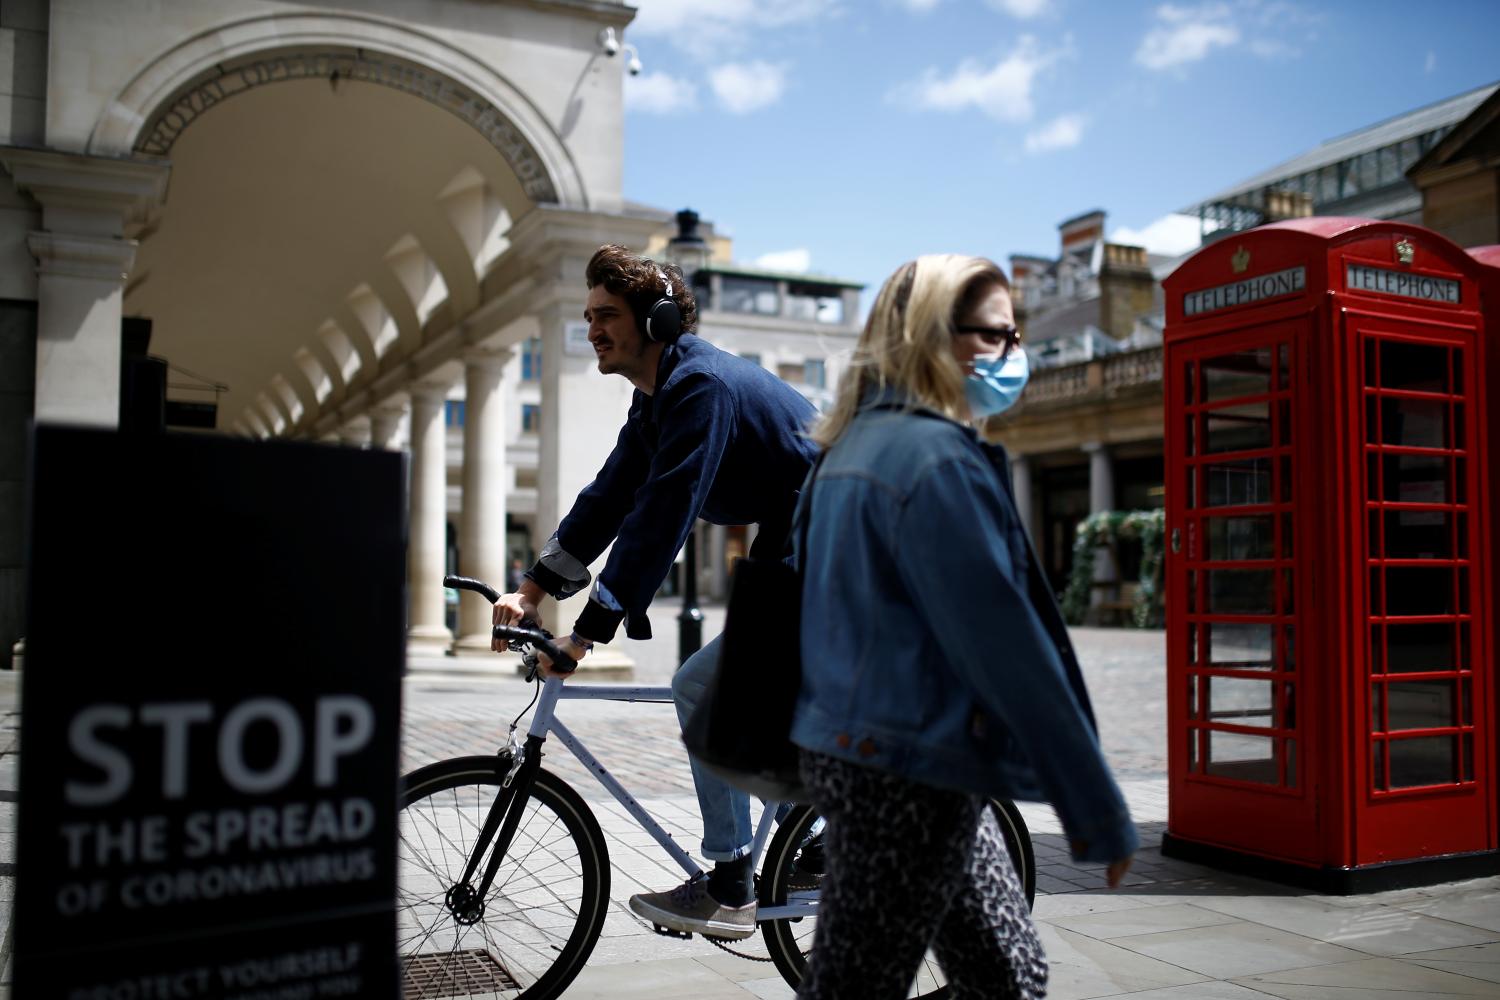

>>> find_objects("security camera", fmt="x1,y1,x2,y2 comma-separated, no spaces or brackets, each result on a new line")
598,27,620,57
626,50,642,76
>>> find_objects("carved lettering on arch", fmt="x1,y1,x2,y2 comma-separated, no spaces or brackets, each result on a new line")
135,50,558,203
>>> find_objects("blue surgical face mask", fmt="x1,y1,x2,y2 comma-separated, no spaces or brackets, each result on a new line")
964,348,1029,419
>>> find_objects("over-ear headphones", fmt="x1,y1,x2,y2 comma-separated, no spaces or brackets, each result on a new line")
643,267,683,343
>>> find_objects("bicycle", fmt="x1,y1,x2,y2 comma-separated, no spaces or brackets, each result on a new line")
397,575,1037,1000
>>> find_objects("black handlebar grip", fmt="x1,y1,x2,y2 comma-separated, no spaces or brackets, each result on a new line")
444,575,501,604
492,624,568,668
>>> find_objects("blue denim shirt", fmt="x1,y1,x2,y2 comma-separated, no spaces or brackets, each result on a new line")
791,392,1138,864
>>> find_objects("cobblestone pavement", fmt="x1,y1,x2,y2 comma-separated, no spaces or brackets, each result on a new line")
400,610,1500,999
3,615,1497,999
399,617,1168,799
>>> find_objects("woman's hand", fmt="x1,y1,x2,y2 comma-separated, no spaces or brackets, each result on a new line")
1071,840,1134,888
1104,856,1133,889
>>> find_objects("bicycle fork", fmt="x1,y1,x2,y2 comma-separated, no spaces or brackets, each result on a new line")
447,732,546,925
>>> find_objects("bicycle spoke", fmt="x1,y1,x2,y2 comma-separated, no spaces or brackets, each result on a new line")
398,766,604,1000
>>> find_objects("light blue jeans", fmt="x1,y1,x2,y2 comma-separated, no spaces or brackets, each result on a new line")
672,633,754,862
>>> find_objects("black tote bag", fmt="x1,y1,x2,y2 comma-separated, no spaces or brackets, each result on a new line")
682,463,820,803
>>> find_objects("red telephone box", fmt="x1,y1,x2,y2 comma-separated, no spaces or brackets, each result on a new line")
1162,218,1498,892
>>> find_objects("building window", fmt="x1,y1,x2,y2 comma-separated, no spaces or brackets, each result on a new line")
521,403,540,433
740,352,763,368
803,359,826,389
786,281,845,324
521,337,542,381
720,276,780,315
445,400,465,427
777,361,803,383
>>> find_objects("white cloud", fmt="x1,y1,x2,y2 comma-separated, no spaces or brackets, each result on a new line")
624,71,698,114
1024,113,1085,153
709,61,788,114
892,36,1066,123
1135,1,1319,72
755,248,812,272
629,0,838,58
1135,3,1240,71
986,0,1051,18
895,0,943,10
1111,214,1202,256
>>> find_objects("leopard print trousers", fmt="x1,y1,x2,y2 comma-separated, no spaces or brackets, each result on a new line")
795,749,1048,1000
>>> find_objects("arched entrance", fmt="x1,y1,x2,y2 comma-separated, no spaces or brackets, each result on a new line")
5,0,652,665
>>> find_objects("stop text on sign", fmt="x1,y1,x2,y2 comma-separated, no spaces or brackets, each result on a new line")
66,696,375,806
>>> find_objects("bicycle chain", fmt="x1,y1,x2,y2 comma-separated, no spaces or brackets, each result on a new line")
704,931,776,963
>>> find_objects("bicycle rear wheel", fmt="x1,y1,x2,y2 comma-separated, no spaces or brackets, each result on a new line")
398,756,610,1000
760,798,1035,998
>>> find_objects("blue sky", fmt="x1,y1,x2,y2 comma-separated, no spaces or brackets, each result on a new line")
618,0,1499,296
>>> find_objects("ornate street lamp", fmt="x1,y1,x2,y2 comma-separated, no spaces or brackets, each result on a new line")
666,209,709,665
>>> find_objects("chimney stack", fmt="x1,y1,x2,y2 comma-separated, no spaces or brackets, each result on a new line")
1098,242,1153,340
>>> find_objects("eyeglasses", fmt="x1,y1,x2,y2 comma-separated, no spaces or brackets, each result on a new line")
954,324,1022,354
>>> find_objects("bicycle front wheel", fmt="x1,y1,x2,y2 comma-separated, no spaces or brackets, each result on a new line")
760,798,1035,999
398,756,610,1000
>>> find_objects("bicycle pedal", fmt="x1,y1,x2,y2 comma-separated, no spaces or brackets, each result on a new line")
650,923,693,940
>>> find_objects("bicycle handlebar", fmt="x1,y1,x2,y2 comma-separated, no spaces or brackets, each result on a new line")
444,574,500,604
492,624,567,667
444,573,569,675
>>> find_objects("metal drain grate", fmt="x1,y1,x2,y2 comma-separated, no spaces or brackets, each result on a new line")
403,949,521,997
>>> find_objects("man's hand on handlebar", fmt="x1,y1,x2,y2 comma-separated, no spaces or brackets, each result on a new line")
535,634,588,678
492,578,545,651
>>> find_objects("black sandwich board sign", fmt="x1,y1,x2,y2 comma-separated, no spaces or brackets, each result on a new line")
16,426,405,998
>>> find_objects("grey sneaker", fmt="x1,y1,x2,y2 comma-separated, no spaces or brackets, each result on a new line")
629,874,757,940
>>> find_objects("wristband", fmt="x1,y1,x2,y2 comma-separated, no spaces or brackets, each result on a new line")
569,631,595,653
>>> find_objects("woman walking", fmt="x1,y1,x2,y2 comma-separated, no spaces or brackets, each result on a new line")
791,255,1138,999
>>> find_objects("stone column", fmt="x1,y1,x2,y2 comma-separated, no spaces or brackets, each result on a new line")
454,347,514,656
407,383,452,658
1011,453,1036,546
1,150,170,425
340,414,371,447
1083,441,1117,598
369,403,406,451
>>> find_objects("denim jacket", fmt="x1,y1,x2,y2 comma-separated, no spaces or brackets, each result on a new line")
790,391,1138,863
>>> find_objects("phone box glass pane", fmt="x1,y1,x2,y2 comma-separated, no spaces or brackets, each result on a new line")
1208,570,1275,615
1205,732,1278,784
1208,623,1274,668
1206,676,1274,727
1388,736,1458,788
1207,516,1275,561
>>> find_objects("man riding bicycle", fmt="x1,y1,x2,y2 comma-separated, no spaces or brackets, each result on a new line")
492,243,819,939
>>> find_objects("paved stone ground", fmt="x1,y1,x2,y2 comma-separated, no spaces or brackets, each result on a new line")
3,615,1497,999
397,612,1500,999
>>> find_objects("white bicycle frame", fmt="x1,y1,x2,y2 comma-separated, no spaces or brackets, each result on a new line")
526,674,816,922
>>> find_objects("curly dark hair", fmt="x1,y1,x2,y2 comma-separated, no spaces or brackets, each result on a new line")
585,244,699,337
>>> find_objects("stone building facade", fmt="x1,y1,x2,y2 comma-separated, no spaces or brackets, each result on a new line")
0,0,861,669
991,82,1500,605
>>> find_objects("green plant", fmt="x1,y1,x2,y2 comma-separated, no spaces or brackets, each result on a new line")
1059,508,1166,628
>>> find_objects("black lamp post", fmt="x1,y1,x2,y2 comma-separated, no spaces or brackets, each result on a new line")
667,208,711,666
678,527,704,666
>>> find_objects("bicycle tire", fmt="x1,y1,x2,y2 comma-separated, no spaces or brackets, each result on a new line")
759,798,1035,998
398,756,610,1000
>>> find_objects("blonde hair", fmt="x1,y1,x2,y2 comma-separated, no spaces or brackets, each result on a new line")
811,254,1010,448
